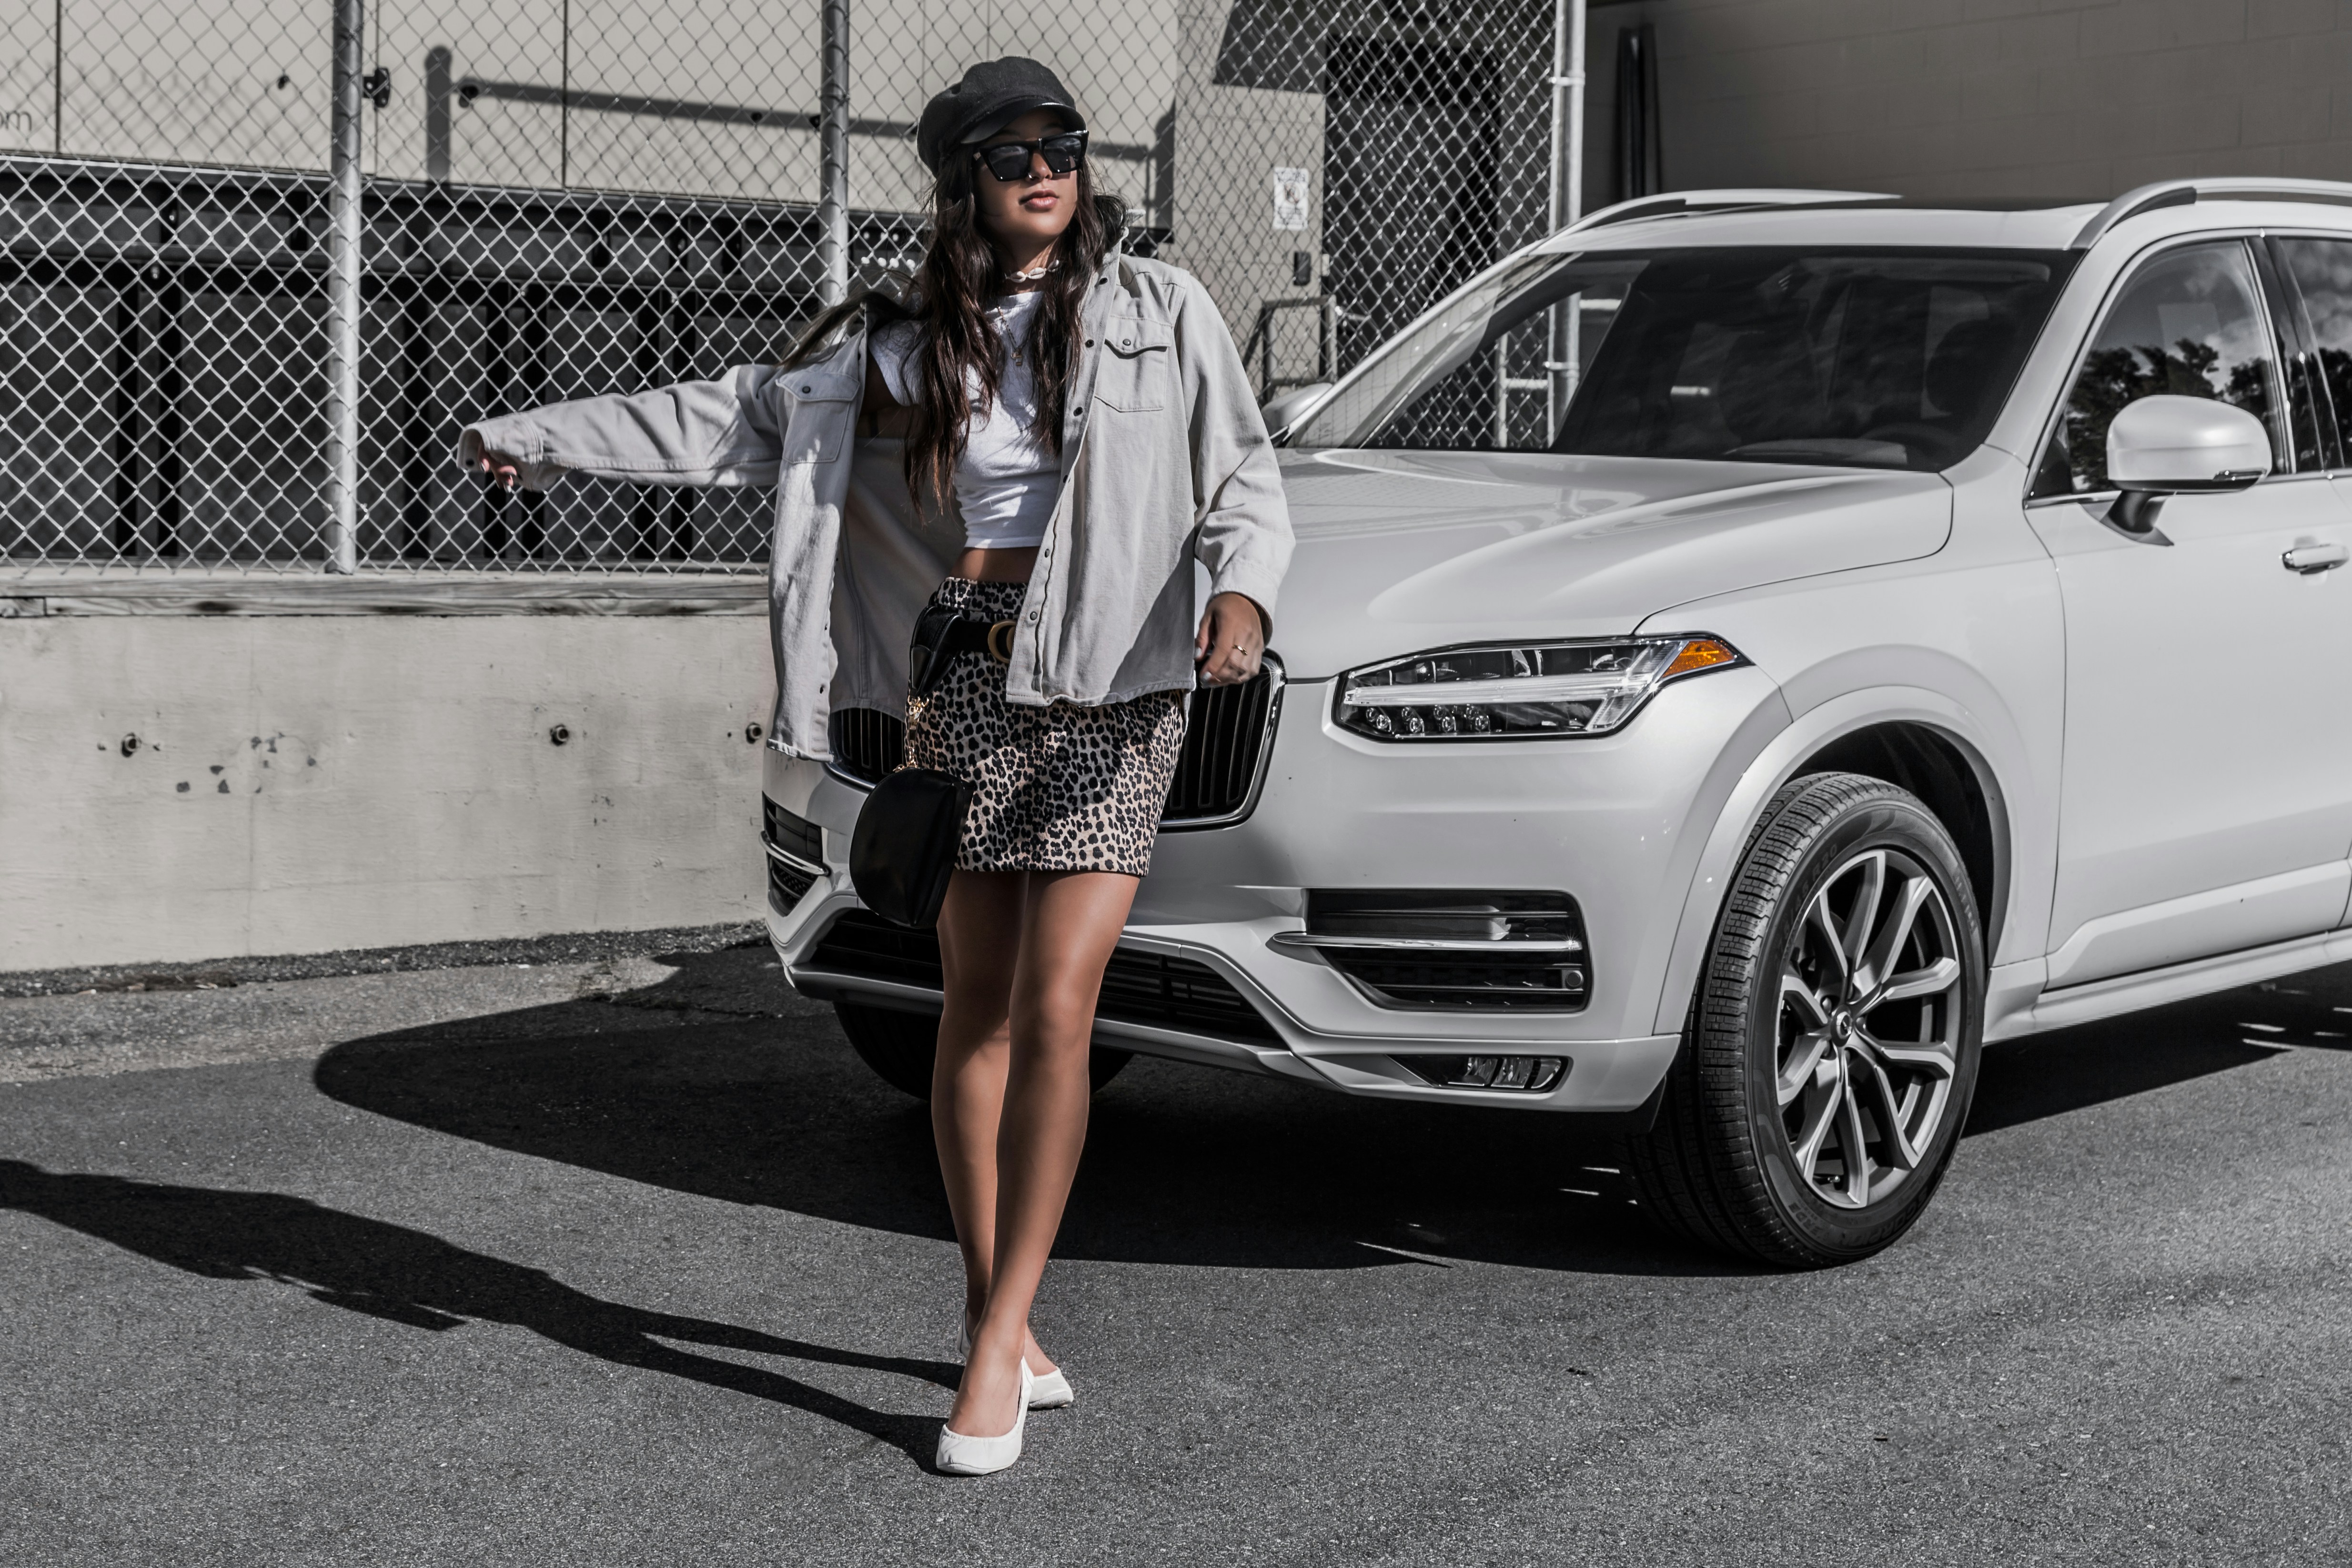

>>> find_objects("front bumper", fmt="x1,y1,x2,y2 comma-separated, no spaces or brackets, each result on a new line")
764,666,1785,1113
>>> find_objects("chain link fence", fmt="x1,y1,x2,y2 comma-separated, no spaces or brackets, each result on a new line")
2,0,1586,576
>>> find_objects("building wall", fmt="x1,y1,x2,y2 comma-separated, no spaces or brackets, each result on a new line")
1595,0,2352,201
1171,69,1327,383
0,607,773,970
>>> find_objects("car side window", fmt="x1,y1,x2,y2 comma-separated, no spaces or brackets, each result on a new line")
2274,237,2352,471
2029,241,2282,500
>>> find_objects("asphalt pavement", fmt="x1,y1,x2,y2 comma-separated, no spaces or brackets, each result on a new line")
1,938,2347,1567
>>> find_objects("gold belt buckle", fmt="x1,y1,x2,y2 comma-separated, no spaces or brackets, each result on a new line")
985,619,1016,663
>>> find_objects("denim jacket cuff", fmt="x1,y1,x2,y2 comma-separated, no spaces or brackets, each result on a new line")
1206,560,1284,625
456,415,558,489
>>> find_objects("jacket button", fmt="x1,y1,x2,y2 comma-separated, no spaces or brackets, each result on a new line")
1026,610,1039,623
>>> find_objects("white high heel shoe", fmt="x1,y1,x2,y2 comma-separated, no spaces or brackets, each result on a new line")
936,1359,1032,1476
961,1318,1075,1409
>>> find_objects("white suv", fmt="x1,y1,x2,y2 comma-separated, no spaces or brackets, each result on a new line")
763,179,2352,1266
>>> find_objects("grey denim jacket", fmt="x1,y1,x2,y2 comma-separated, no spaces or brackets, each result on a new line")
457,249,1294,762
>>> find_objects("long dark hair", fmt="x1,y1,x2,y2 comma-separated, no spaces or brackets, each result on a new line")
783,143,1123,506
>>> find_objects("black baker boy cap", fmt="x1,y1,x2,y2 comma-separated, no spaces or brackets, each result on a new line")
916,56,1087,175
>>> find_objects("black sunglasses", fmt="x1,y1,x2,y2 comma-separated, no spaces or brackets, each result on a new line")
971,130,1088,182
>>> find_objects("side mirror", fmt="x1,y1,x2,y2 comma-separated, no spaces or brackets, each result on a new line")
1260,380,1333,439
2103,394,2270,536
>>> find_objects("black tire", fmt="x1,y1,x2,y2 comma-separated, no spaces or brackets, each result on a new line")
1630,772,1986,1267
832,1001,1133,1101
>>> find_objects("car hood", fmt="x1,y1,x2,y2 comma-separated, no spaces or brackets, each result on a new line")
1263,449,1952,679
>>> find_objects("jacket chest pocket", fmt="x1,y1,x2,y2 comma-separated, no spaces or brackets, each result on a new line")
1091,321,1172,412
782,377,856,465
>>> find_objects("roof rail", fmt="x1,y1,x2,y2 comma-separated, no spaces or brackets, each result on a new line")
2071,177,2352,249
1558,188,1897,237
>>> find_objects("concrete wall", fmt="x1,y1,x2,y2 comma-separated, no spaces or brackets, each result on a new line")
1594,0,2352,201
1174,81,1326,377
0,607,773,970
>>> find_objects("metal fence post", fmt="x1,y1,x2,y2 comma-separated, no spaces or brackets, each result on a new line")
817,0,850,307
1546,0,1588,430
323,0,363,574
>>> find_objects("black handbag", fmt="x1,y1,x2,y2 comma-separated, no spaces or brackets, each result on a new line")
907,602,1015,697
849,766,972,929
851,604,1006,928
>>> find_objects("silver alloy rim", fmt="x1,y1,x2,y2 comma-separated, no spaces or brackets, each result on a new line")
1775,847,1963,1210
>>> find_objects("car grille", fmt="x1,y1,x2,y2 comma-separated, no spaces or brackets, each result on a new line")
1161,666,1281,827
1094,948,1280,1040
804,911,1279,1042
822,662,1278,829
828,708,907,786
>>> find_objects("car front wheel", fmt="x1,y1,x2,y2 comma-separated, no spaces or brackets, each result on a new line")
1631,771,1985,1266
833,1001,1133,1101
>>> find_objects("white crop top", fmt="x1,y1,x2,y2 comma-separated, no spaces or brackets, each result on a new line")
870,292,1060,550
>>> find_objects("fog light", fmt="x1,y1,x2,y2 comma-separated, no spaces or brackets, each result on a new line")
1408,1054,1569,1093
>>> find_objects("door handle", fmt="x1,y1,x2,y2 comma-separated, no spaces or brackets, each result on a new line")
2281,542,2350,574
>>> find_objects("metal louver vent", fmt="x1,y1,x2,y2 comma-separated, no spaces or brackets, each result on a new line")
760,794,824,912
1161,661,1282,829
826,708,907,786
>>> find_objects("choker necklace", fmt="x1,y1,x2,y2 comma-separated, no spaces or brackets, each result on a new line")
1003,258,1061,283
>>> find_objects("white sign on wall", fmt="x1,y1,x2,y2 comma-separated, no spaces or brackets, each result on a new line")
1271,166,1310,231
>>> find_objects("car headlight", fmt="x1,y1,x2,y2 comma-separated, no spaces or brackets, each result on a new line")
1336,636,1744,741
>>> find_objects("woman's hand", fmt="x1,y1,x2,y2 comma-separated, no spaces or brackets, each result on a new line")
1195,592,1268,686
477,449,523,491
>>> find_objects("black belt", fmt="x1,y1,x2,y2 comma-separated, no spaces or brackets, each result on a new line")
908,605,1015,696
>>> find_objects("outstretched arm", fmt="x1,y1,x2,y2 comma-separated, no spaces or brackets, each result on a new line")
458,364,794,491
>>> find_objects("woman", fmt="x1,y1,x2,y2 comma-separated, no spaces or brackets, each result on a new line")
461,56,1292,1475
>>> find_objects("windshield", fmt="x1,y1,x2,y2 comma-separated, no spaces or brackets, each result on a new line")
1287,246,2076,471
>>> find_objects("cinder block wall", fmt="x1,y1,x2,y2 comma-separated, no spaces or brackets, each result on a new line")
0,611,774,971
1592,0,2352,201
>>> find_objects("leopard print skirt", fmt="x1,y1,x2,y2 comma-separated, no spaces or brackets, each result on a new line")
903,578,1188,877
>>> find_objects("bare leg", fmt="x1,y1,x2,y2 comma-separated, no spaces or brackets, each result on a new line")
932,870,1021,1336
930,870,1066,1389
948,869,1138,1437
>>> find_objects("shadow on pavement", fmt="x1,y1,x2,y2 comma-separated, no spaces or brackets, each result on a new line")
309,948,2352,1279
22,950,2337,1462
1967,967,2352,1135
312,950,1744,1279
0,1156,953,1465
